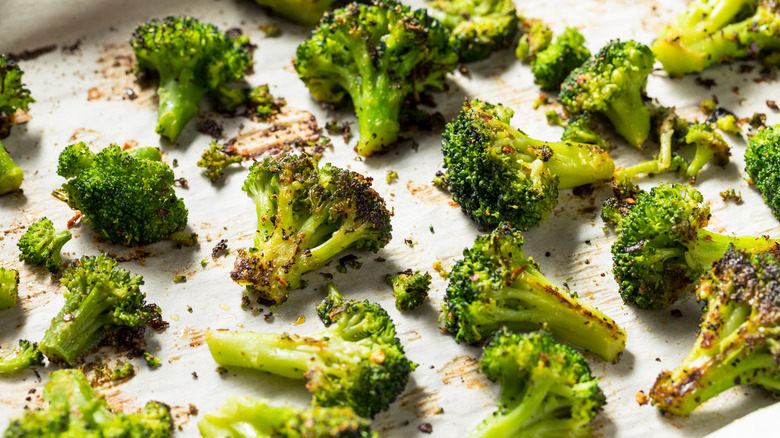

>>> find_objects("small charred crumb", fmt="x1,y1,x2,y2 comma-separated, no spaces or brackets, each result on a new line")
432,171,448,190
404,238,415,247
188,404,199,416
545,251,551,257
435,407,444,415
173,275,187,284
143,352,161,368
572,184,594,198
200,259,208,268
324,120,353,143
635,390,649,405
211,239,229,260
418,423,433,434
585,240,591,245
187,305,193,313
740,64,755,73
532,93,548,109
386,170,398,184
429,225,434,233
670,308,683,317
767,100,779,111
320,272,334,280
457,64,470,77
172,159,179,168
695,77,717,89
7,44,57,61
198,119,224,138
376,256,386,262
655,357,661,362
192,371,198,379
61,39,82,54
216,366,228,375
719,188,744,205
225,27,243,39
264,312,274,322
749,112,767,129
259,23,281,37
410,139,420,151
174,177,188,188
123,88,138,100
336,254,362,274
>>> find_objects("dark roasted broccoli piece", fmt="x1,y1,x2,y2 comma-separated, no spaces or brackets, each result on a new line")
230,153,392,305
745,124,780,219
253,0,339,25
0,55,35,196
131,16,251,142
17,217,72,273
197,141,242,182
441,99,614,230
532,27,590,90
249,84,285,120
601,179,642,226
0,340,44,375
0,267,19,310
385,269,431,311
515,15,553,61
295,0,457,156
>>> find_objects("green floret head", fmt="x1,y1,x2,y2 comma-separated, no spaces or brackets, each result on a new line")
54,143,188,246
531,27,591,91
385,269,431,311
253,0,339,25
130,16,251,142
746,124,780,220
197,141,242,182
0,267,19,310
562,112,611,150
0,340,44,375
681,122,730,179
17,217,72,273
295,0,457,156
428,0,519,62
0,55,35,117
515,15,553,61
560,39,654,147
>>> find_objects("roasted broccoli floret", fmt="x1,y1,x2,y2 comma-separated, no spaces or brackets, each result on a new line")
465,329,606,438
4,369,172,437
17,217,72,273
515,15,553,61
650,247,780,414
442,223,627,361
561,112,611,150
653,0,780,76
39,254,162,365
0,55,35,196
441,99,615,230
199,396,378,438
206,283,415,418
609,183,780,310
532,27,591,91
560,40,654,147
249,84,285,120
385,269,431,311
231,153,392,305
0,138,22,197
428,0,519,62
0,267,18,310
601,179,642,226
745,124,780,219
213,85,247,113
53,143,188,246
253,0,339,25
197,141,242,182
0,340,44,375
295,0,457,156
131,16,251,142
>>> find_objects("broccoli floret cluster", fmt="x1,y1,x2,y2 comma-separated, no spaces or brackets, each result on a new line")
0,340,43,375
17,217,72,273
197,141,242,182
745,124,780,219
385,269,431,311
0,267,19,310
253,0,339,25
531,27,590,90
249,84,286,120
515,15,553,61
0,55,35,196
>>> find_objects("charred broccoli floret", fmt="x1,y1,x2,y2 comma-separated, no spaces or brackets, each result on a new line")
385,269,431,311
531,27,590,91
253,0,339,25
0,55,35,196
745,124,780,219
0,267,18,310
515,15,553,61
17,217,72,273
561,113,611,150
197,141,242,182
0,340,44,375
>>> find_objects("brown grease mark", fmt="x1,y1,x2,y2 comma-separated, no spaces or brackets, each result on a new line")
170,404,199,430
223,107,328,159
440,356,490,389
397,386,441,418
101,386,141,413
92,44,156,106
406,331,422,342
181,328,205,348
406,181,459,208
68,128,102,144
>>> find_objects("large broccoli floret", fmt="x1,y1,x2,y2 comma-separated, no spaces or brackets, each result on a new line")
0,55,35,196
0,267,19,310
295,0,457,156
197,141,242,182
3,369,172,437
532,27,591,91
0,340,44,375
53,143,188,246
441,99,615,230
428,0,519,62
442,223,627,361
231,153,392,305
17,217,72,273
253,0,339,25
39,254,162,365
465,329,606,438
385,269,431,311
560,40,655,147
131,16,251,142
650,247,780,414
206,283,415,418
198,396,378,438
745,124,780,219
515,15,553,61
653,0,780,76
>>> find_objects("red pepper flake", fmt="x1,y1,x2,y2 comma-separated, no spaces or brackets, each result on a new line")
63,313,73,322
66,212,83,228
636,391,649,405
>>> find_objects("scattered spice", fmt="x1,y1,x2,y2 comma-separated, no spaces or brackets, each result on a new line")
386,170,398,184
719,188,744,205
211,239,229,260
143,352,161,368
259,23,281,37
635,390,649,405
173,275,187,284
418,423,433,434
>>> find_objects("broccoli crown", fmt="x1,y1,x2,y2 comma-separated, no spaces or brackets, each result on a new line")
746,124,780,220
515,16,553,61
4,369,172,438
0,267,19,310
428,0,519,62
531,27,591,91
465,329,606,438
231,153,392,305
441,99,614,230
0,55,34,117
443,223,627,361
54,143,188,245
0,138,23,196
560,40,654,147
17,217,72,273
0,340,44,375
295,0,457,156
385,269,431,311
254,0,339,25
650,247,780,414
131,16,251,142
197,141,242,182
39,254,161,365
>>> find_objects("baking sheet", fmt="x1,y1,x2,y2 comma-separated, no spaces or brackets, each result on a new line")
1,0,779,436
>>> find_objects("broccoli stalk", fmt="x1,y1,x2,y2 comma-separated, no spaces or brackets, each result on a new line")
197,141,242,182
0,340,44,374
0,55,35,196
745,124,780,220
385,269,431,311
252,0,338,25
0,267,19,310
17,217,72,273
531,27,591,91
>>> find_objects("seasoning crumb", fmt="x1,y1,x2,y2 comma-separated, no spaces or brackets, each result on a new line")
187,305,193,313
174,177,188,188
429,224,435,233
264,312,274,322
144,352,162,369
192,372,198,379
211,239,228,260
172,159,178,168
259,23,281,37
216,366,228,375
767,100,779,111
719,188,744,205
173,275,187,284
635,390,649,405
386,170,398,184
418,423,433,434
670,309,683,318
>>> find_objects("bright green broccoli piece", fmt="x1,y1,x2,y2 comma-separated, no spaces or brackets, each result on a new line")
17,217,72,273
230,153,392,305
441,99,615,230
130,16,251,142
39,254,162,365
53,143,188,246
253,0,338,25
3,369,172,437
197,141,242,182
295,0,457,156
206,283,415,418
532,27,591,90
716,114,741,134
561,113,612,150
745,124,780,219
653,0,780,76
0,138,23,196
0,267,19,310
515,15,553,61
144,352,162,368
0,55,34,196
385,269,431,311
0,340,43,375
249,84,285,120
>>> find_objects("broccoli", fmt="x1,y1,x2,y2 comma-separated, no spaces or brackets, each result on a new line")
465,329,606,438
600,179,642,226
0,267,19,310
198,396,378,438
428,0,519,62
39,254,162,365
0,340,43,375
53,143,188,246
249,84,285,120
295,0,457,156
745,124,780,220
231,153,392,305
131,16,251,142
515,15,553,61
531,27,591,91
0,139,22,197
17,217,72,273
197,141,242,182
560,40,654,147
652,0,780,76
608,183,780,310
441,99,615,230
442,223,627,361
385,269,431,311
213,85,247,113
650,247,780,414
0,55,35,196
253,0,338,25
4,369,172,437
205,283,415,418
561,112,612,150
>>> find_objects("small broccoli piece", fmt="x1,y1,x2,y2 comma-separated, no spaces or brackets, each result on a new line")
17,217,72,273
681,123,731,178
53,143,188,246
562,112,612,150
131,16,251,142
441,99,615,230
144,352,162,368
716,114,741,134
385,269,431,311
0,55,35,196
4,369,172,437
111,362,136,380
231,153,392,305
295,0,457,156
428,0,519,62
0,340,43,375
253,0,338,25
465,329,606,438
650,247,780,414
0,267,19,310
249,84,285,120
515,15,553,61
39,254,162,365
206,283,415,418
560,40,654,147
745,125,780,219
601,180,642,226
197,141,242,182
0,139,23,196
213,85,247,113
532,27,591,91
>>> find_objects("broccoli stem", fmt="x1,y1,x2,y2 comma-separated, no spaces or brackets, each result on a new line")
155,75,208,142
686,229,779,271
355,74,402,156
602,85,650,148
0,142,23,195
466,379,554,438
